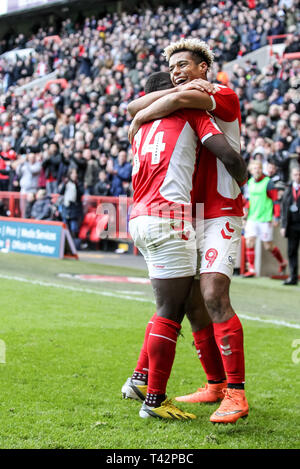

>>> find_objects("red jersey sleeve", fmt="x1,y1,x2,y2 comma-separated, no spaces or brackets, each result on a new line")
267,180,281,218
182,109,223,143
209,86,241,123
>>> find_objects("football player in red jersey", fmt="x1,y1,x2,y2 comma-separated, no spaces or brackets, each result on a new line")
126,39,249,424
123,70,247,420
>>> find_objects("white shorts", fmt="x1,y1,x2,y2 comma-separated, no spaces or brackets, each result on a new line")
244,219,273,242
195,216,242,280
129,216,196,279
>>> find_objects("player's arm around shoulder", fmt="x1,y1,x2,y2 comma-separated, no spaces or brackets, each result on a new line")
128,89,215,143
128,78,218,117
127,88,177,117
127,90,211,144
127,85,219,144
170,89,215,112
135,89,214,120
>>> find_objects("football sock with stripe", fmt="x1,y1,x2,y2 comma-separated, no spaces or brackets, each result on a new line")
213,314,245,387
193,323,226,382
146,316,181,404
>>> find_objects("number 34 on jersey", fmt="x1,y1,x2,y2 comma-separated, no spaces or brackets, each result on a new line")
132,120,166,175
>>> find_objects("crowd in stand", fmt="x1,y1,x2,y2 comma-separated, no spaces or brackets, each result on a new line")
0,0,299,230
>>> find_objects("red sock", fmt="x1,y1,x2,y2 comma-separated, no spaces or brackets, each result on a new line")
134,313,157,376
271,246,284,264
147,316,181,395
213,314,245,384
246,247,255,270
193,324,226,382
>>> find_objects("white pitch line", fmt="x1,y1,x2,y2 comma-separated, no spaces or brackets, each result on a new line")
238,313,300,330
1,273,299,329
115,290,145,295
0,273,155,304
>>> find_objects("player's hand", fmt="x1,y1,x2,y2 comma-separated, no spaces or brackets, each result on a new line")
177,79,219,94
128,112,143,144
280,228,286,237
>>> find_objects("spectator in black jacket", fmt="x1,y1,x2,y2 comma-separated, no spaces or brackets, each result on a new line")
256,114,274,139
69,150,87,191
42,142,62,194
266,159,284,187
94,170,110,196
271,139,291,183
0,198,9,216
57,146,71,186
59,168,83,249
283,34,300,54
281,166,300,285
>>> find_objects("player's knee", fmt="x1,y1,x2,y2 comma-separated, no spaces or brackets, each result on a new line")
156,296,185,323
202,287,221,313
202,288,231,322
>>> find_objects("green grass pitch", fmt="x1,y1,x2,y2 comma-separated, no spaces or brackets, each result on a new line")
0,252,299,449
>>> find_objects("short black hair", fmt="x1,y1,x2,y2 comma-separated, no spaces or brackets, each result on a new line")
144,72,173,94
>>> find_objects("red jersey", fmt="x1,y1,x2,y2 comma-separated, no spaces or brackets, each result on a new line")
1,150,16,161
130,109,222,221
0,158,8,181
192,85,244,219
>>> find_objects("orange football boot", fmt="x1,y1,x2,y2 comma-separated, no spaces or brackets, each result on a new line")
175,381,227,403
210,388,249,424
243,269,256,278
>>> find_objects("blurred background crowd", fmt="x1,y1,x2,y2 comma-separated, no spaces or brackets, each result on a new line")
0,0,299,225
